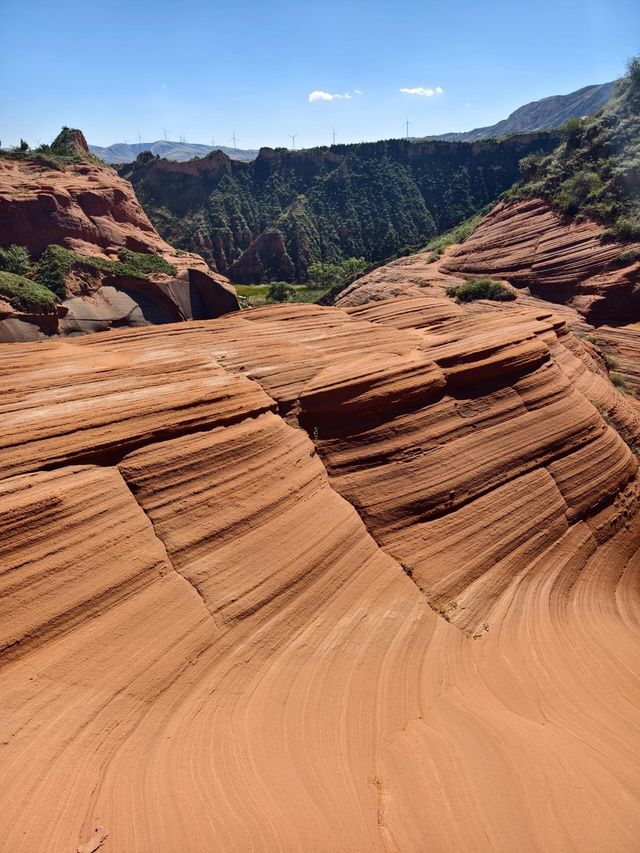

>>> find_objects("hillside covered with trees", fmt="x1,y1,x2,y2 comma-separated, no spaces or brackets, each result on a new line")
120,133,559,283
510,57,640,241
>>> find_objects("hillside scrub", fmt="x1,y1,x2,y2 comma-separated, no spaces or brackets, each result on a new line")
509,56,640,241
446,278,516,302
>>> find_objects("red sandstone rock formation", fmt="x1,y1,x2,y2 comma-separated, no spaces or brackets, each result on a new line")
0,149,238,340
592,323,640,393
1,295,640,851
335,198,640,326
441,198,640,323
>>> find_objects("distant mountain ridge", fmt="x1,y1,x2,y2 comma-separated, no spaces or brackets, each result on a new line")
90,140,259,164
92,82,614,166
428,81,615,143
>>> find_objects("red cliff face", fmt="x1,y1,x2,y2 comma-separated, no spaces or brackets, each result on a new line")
1,296,640,850
0,153,239,340
441,198,640,324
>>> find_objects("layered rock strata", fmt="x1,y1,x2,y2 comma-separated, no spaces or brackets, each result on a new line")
334,198,640,326
1,298,640,852
441,198,640,323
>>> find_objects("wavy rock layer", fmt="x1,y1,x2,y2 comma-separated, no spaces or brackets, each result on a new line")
1,299,640,852
441,198,640,323
0,156,238,340
333,198,640,326
593,323,640,394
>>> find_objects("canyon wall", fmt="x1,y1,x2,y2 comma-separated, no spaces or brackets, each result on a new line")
121,132,559,282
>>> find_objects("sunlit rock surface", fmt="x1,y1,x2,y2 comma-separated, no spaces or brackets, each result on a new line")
1,296,640,852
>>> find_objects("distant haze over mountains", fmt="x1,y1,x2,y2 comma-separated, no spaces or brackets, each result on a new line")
427,81,615,142
90,80,615,164
89,140,259,164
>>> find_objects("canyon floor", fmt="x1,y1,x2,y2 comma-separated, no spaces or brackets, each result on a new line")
1,266,640,851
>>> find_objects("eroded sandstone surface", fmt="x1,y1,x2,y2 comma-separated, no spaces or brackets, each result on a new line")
441,198,640,323
1,294,640,852
335,198,640,326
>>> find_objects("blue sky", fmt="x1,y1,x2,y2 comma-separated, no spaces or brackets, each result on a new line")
1,0,638,150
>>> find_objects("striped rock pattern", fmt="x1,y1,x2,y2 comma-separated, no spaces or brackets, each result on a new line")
1,297,640,852
440,198,640,323
334,198,639,326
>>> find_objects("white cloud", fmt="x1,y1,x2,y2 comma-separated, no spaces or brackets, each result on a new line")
308,89,362,102
400,86,444,97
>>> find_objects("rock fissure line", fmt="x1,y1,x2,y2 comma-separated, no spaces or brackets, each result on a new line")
114,464,224,629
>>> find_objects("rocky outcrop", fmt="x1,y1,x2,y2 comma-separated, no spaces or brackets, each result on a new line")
2,297,640,851
0,148,239,340
332,196,640,326
591,323,640,394
228,229,295,283
0,155,175,258
441,198,640,323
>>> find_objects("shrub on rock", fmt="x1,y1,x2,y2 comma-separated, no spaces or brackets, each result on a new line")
446,277,516,303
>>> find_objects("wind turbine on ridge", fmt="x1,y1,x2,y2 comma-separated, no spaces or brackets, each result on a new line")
289,133,298,150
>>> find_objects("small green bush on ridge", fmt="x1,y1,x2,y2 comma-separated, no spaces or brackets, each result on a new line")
446,277,516,303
